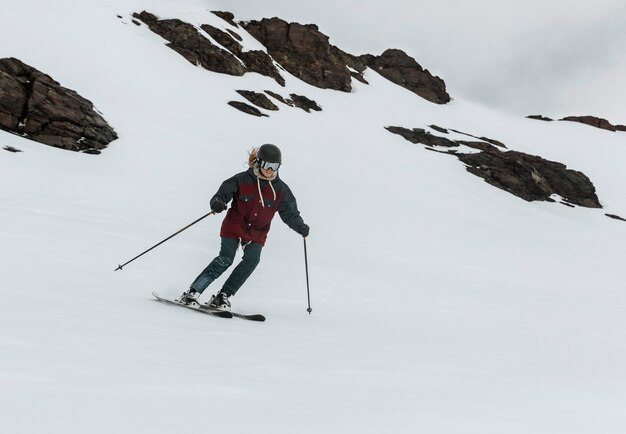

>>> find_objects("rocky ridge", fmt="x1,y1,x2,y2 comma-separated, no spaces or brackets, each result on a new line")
386,126,602,209
133,11,450,107
527,114,626,132
359,50,450,104
0,57,117,153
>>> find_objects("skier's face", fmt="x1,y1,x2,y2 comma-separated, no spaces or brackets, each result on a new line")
260,167,274,178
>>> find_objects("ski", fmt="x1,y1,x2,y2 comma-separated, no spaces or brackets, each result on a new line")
152,292,233,318
199,305,266,322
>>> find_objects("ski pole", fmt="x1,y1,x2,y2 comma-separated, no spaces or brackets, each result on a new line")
115,211,215,271
303,237,312,314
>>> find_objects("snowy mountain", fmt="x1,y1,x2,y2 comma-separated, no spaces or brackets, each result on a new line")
1,1,625,433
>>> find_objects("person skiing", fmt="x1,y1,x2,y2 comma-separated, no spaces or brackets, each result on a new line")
177,144,309,311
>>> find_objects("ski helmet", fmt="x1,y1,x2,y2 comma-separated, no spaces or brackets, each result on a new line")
257,144,282,167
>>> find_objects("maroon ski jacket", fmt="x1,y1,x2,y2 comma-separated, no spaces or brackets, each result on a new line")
210,168,304,246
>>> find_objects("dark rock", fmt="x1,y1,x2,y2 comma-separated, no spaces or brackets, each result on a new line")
359,49,450,104
457,141,500,152
387,124,601,208
236,90,279,111
478,137,507,149
228,101,268,117
560,115,617,132
134,11,246,76
238,51,285,86
615,125,626,132
385,126,458,147
226,29,243,42
132,19,141,26
429,125,449,134
449,128,507,149
82,149,101,155
242,17,367,91
135,12,285,85
265,91,293,107
201,24,243,53
212,11,238,28
527,115,554,121
3,145,22,153
457,150,601,208
200,25,284,85
0,57,117,152
289,94,322,112
606,214,626,222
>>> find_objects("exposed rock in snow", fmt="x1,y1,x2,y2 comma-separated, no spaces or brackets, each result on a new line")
201,23,244,53
237,50,285,86
242,17,367,92
359,49,450,104
227,101,268,117
264,90,294,107
385,126,457,148
0,57,117,152
134,11,450,102
201,23,285,85
134,11,246,76
527,115,554,121
560,115,626,132
211,11,238,28
458,150,601,208
606,213,626,222
386,125,601,208
135,11,285,86
289,94,322,112
236,90,279,111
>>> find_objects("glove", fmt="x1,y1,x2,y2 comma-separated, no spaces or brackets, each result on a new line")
298,223,310,237
211,198,227,213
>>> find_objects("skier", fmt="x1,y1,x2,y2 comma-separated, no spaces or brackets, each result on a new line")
177,144,309,310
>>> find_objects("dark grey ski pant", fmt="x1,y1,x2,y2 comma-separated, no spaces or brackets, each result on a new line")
190,237,262,296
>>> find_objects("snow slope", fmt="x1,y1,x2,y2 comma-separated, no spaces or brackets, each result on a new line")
1,1,625,433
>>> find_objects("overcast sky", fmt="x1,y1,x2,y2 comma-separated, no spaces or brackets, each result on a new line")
214,0,626,121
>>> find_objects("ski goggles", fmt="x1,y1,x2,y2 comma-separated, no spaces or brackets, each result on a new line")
258,159,281,171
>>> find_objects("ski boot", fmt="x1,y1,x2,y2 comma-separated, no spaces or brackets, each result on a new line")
206,291,231,311
177,288,200,307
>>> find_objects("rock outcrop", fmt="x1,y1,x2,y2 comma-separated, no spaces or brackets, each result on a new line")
228,91,321,116
242,17,367,92
527,115,554,122
457,150,600,208
386,126,601,208
289,94,322,112
228,101,268,117
0,57,117,153
134,11,451,103
134,11,285,86
359,49,450,104
200,24,285,85
386,127,458,148
236,90,279,111
559,115,626,132
265,91,294,107
201,24,243,53
606,214,626,222
134,11,246,76
211,11,238,28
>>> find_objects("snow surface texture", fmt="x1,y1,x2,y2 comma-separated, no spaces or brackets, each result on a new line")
1,1,625,433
